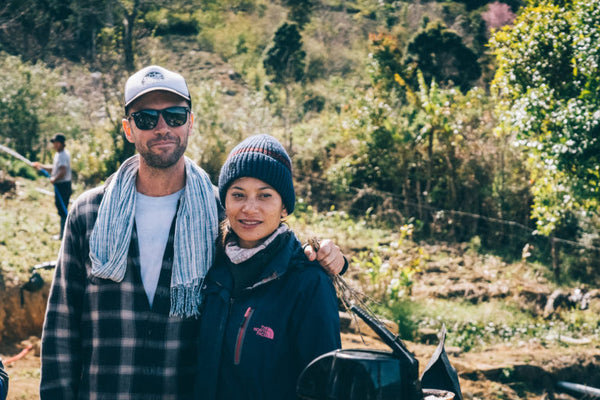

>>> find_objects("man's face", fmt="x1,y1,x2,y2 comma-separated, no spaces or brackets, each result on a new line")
52,141,63,152
122,90,193,169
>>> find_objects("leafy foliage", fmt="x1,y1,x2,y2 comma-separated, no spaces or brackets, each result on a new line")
354,224,422,305
144,9,200,36
490,0,600,235
0,53,82,161
328,46,530,240
367,33,406,95
1,0,596,285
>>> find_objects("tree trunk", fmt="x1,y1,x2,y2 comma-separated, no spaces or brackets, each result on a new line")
284,84,292,154
403,178,409,217
551,236,560,283
416,179,423,222
426,127,433,198
122,0,139,73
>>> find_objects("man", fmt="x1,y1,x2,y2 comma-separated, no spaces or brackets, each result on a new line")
33,133,72,239
40,65,346,399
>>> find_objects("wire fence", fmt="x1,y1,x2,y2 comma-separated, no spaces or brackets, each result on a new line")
296,174,600,282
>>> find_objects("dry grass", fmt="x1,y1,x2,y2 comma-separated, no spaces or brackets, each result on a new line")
0,178,66,278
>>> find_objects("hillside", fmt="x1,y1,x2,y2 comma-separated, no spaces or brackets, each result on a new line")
2,1,600,398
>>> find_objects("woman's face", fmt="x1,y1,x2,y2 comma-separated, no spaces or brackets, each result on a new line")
225,177,288,249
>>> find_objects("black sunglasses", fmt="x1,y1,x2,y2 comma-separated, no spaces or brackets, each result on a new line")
129,106,191,130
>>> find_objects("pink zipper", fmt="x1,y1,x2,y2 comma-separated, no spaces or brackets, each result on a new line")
234,307,254,365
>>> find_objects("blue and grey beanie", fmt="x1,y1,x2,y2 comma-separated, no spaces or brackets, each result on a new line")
218,134,295,213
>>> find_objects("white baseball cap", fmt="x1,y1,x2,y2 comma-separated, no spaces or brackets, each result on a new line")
124,65,191,109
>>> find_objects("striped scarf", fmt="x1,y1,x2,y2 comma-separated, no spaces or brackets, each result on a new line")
89,155,218,318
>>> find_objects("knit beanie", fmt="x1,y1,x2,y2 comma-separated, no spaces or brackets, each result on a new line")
219,134,295,213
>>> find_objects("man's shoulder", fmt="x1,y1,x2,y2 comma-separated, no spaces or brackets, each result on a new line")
78,184,105,201
55,150,71,165
69,184,105,217
282,234,329,280
57,149,70,158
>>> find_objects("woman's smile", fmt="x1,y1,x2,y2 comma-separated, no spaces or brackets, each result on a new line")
225,177,288,248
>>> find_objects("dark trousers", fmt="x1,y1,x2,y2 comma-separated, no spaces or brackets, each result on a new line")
54,181,72,237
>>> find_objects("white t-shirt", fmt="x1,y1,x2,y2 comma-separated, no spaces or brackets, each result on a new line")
135,189,183,306
52,149,71,182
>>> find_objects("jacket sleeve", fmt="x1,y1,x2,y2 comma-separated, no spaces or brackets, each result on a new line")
0,360,8,400
40,201,87,400
291,267,342,371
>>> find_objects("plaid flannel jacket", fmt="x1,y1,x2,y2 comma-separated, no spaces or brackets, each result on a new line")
40,184,202,400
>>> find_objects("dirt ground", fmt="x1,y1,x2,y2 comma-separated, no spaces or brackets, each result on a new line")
3,330,599,400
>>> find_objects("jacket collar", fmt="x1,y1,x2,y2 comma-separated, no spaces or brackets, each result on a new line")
209,231,303,293
224,225,289,264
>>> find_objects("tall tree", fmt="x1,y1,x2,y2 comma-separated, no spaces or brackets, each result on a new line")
263,22,306,153
120,0,140,72
404,21,482,93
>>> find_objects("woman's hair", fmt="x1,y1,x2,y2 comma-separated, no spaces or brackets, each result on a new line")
218,219,236,249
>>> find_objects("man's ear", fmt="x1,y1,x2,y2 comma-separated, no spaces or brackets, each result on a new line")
281,207,288,219
122,118,135,143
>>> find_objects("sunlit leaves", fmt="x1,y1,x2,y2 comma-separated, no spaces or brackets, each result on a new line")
490,0,600,235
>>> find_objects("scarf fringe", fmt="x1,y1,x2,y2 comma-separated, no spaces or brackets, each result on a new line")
170,278,204,318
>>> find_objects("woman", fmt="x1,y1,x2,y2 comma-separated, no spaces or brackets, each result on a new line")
195,134,341,399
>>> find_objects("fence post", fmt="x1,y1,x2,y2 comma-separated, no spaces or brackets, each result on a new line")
551,236,560,283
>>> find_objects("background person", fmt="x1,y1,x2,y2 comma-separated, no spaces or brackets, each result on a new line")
33,133,72,239
40,66,345,400
195,134,341,400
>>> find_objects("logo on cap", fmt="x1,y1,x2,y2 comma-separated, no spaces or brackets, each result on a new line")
142,71,165,86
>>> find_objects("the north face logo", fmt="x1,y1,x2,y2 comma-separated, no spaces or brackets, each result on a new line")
253,325,274,340
142,71,165,85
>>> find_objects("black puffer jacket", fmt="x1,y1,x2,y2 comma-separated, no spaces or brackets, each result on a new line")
195,231,341,400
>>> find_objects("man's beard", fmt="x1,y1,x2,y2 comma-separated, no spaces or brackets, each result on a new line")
137,135,187,169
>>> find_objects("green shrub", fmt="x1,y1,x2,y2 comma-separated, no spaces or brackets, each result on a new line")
0,156,38,180
145,9,200,36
